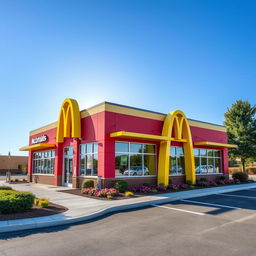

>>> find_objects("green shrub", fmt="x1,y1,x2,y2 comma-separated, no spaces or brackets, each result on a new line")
186,180,192,186
0,186,12,190
232,172,248,182
82,180,94,189
38,199,49,208
114,180,128,192
142,183,150,187
199,177,208,182
0,190,35,214
216,175,227,181
34,198,50,207
169,178,172,184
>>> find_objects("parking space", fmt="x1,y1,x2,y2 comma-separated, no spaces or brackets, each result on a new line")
153,188,256,221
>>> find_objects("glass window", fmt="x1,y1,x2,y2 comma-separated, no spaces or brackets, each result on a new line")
33,150,55,174
80,142,98,176
130,143,142,153
115,153,129,176
116,142,129,153
170,147,176,157
115,142,156,177
194,148,222,174
143,144,155,154
130,154,143,175
200,149,207,157
194,148,200,156
170,146,185,175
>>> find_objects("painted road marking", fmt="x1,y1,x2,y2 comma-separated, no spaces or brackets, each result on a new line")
218,193,256,199
181,199,241,209
152,204,206,216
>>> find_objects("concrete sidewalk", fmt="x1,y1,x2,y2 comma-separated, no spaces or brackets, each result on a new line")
1,182,256,234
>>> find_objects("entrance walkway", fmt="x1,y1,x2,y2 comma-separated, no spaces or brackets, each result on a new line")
1,181,256,233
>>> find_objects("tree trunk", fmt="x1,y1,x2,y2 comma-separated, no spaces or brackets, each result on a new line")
241,159,246,172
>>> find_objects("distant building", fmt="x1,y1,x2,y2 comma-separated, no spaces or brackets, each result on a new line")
0,155,28,175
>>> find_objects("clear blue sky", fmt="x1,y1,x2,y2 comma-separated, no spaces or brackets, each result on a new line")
0,0,255,156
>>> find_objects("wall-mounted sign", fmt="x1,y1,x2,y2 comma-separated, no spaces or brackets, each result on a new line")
31,135,48,144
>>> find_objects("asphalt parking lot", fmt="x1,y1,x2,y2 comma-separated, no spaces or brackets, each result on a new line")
1,188,256,256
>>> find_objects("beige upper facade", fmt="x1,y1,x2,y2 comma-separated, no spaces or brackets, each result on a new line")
29,101,227,136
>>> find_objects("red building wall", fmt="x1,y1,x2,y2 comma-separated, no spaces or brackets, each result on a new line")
28,109,229,187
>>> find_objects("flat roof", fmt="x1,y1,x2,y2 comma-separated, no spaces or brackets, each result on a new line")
30,101,226,136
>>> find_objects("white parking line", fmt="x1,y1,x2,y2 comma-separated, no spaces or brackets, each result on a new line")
152,204,206,215
218,193,256,199
181,199,241,209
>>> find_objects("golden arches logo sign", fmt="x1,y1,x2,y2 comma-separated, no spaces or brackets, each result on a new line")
158,110,196,185
56,98,81,143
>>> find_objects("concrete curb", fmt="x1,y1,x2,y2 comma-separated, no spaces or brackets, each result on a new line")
1,183,256,234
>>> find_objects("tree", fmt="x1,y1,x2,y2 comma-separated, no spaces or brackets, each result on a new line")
224,100,256,172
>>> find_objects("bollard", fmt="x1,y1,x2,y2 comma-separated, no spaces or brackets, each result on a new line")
97,176,102,190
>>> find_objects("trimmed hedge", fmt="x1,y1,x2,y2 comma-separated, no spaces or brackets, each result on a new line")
232,172,249,182
0,186,12,190
0,190,35,214
114,180,128,192
81,180,94,189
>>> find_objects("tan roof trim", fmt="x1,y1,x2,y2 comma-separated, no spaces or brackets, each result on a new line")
29,102,226,136
30,121,58,136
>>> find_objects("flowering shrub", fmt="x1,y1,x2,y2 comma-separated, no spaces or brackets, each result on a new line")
168,183,180,190
180,183,188,189
156,185,168,192
197,181,209,187
224,179,235,185
129,184,140,192
82,188,119,197
208,180,217,186
140,185,152,193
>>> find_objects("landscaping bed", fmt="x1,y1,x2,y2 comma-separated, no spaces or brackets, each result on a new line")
0,186,67,221
0,203,67,221
60,189,141,200
60,173,253,201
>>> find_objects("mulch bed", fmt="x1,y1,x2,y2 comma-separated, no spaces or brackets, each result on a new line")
59,189,141,200
59,188,196,200
59,181,254,200
0,203,68,221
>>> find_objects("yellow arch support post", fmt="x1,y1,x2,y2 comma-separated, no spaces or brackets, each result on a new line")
158,110,196,185
56,98,81,143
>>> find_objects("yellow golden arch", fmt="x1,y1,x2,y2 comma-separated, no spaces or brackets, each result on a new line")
158,110,196,185
56,98,81,143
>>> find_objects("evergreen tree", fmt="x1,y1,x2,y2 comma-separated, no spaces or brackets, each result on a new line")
224,100,256,172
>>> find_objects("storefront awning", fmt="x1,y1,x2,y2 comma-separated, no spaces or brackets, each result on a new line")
194,141,237,148
19,143,56,151
110,131,187,142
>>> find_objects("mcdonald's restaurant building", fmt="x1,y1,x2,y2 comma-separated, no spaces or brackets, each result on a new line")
20,98,236,188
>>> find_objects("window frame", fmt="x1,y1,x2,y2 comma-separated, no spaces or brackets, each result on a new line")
115,141,157,178
194,148,223,175
79,142,98,177
169,146,185,176
32,150,55,175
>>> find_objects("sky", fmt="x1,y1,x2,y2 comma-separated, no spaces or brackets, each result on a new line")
0,0,255,156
